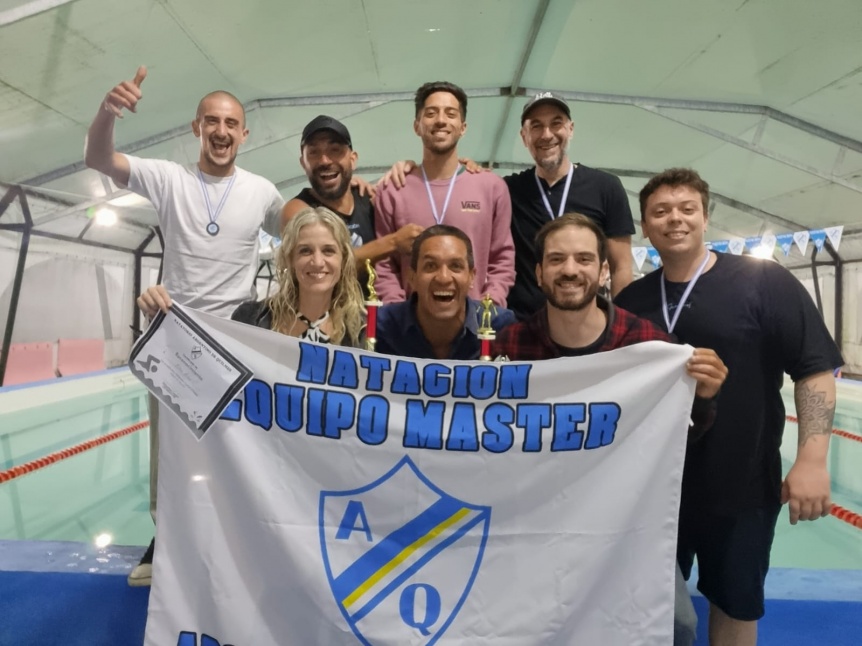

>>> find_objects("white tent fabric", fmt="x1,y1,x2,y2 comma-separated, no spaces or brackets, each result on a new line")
1,0,861,368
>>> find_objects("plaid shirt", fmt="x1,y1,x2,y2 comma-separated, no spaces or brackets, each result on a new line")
493,297,716,437
493,297,672,360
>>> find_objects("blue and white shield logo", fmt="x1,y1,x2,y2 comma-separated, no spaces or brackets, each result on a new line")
319,456,491,645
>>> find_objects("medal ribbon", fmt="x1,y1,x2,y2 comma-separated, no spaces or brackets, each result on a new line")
660,248,710,333
198,168,236,230
534,164,573,220
421,164,461,225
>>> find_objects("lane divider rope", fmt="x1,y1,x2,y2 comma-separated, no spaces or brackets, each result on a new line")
0,420,149,484
830,504,862,530
3,417,860,531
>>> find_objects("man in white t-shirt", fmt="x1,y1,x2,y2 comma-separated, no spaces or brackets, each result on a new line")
84,66,285,587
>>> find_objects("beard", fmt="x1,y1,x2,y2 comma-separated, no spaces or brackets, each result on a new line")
541,278,598,311
533,134,571,174
535,149,566,174
310,166,353,201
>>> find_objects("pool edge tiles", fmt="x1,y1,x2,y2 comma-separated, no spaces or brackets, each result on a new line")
0,539,144,575
0,367,145,427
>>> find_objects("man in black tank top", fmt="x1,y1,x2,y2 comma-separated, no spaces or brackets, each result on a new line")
282,116,423,290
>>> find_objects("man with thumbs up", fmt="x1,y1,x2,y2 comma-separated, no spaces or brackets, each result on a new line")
85,67,286,588
86,67,284,315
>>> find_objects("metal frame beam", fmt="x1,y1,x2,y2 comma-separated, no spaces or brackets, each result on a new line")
822,242,844,350
521,88,862,155
132,229,157,340
0,0,80,27
639,106,862,195
810,246,823,315
34,189,131,226
0,187,32,386
487,0,552,166
23,87,862,189
20,88,505,187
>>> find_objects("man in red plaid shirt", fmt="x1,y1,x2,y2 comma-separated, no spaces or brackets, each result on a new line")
494,214,725,380
493,212,726,646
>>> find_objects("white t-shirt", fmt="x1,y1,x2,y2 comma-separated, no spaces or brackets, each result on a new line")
125,155,284,318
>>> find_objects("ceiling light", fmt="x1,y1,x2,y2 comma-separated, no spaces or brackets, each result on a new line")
94,207,117,226
750,244,774,260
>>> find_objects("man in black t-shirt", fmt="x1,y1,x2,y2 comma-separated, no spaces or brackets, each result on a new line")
505,92,635,318
282,115,423,283
616,168,843,646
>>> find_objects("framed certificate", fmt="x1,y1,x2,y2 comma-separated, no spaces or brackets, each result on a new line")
129,305,252,439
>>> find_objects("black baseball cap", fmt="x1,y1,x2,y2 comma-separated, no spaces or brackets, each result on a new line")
521,92,571,123
300,115,352,148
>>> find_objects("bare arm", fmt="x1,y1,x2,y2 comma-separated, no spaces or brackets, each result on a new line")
782,370,835,524
606,235,633,297
283,199,422,271
281,198,309,232
353,224,423,271
84,66,147,187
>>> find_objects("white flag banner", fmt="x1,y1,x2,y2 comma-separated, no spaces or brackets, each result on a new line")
632,246,648,271
759,232,777,257
144,309,694,646
793,230,810,256
825,225,844,252
728,237,746,255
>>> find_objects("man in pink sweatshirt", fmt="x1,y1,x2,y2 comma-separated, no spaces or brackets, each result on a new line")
373,81,515,306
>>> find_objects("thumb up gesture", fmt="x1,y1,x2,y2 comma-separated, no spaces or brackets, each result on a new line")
103,66,147,118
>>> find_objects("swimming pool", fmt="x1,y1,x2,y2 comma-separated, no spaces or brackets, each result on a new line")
0,369,151,547
1,371,860,559
0,370,860,645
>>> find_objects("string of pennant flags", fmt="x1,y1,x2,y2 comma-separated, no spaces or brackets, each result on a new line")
631,225,845,271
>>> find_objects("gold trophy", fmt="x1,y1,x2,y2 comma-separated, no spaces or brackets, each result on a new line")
364,259,382,351
477,293,496,361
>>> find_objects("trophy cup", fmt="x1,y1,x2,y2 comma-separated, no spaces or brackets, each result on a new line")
477,293,496,361
364,259,382,351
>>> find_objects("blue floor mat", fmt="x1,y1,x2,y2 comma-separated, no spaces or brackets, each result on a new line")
0,571,149,646
693,595,862,645
1,568,860,645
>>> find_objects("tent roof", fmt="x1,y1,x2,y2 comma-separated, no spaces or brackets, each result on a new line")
2,0,861,262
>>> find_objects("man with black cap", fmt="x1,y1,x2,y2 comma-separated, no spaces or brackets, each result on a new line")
505,91,635,318
283,115,423,279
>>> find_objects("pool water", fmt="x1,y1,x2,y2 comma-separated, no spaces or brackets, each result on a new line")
0,378,151,547
1,374,860,570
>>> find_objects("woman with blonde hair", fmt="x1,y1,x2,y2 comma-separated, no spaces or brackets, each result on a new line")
137,207,365,347
231,206,365,346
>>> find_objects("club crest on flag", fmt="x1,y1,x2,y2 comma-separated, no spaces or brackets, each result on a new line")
319,456,491,645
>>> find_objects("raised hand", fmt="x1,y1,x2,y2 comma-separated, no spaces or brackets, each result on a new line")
103,66,147,118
